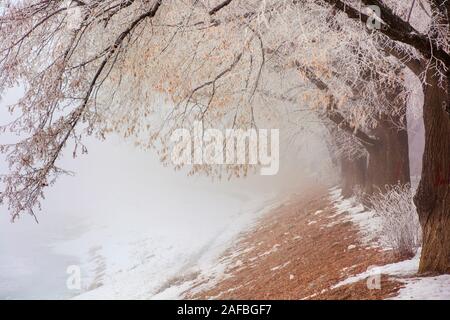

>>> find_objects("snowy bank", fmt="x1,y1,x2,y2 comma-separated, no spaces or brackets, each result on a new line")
55,193,283,300
330,187,450,300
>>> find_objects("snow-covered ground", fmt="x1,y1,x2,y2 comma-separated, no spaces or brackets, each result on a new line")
60,195,281,300
0,130,303,300
394,275,450,300
329,187,383,246
330,187,450,300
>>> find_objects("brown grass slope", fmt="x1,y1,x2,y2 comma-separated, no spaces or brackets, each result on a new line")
185,187,404,300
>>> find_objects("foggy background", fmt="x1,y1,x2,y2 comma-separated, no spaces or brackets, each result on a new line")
0,87,334,299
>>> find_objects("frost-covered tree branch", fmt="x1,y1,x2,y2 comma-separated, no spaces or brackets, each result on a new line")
0,0,444,225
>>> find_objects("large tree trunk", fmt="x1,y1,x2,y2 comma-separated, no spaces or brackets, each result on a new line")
364,82,411,196
365,114,411,195
414,71,450,274
337,108,410,199
340,155,367,198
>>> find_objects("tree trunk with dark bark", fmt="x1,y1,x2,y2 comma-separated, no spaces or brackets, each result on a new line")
336,96,411,199
340,155,367,198
365,114,411,195
414,71,450,274
360,81,411,196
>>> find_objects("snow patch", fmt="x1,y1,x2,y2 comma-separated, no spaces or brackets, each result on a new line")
271,261,291,272
333,251,421,289
329,188,382,246
391,275,450,300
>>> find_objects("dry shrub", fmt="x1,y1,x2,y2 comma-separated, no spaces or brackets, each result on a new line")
369,183,422,258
